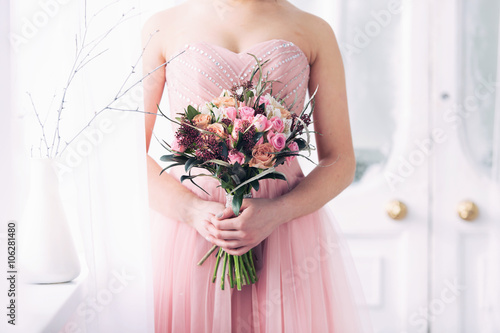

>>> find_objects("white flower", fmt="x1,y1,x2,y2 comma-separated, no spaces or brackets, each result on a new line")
236,87,244,95
220,89,232,97
200,103,211,115
211,106,222,120
265,105,275,118
283,118,293,138
270,95,283,108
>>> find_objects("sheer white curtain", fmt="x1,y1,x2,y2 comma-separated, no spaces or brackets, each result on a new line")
8,0,182,331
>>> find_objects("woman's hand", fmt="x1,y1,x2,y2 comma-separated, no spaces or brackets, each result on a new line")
206,198,285,256
184,198,226,242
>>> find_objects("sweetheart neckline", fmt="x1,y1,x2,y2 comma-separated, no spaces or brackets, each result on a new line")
167,38,310,65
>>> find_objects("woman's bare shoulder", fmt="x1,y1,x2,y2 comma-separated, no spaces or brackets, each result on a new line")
141,4,190,59
142,5,187,36
285,6,337,64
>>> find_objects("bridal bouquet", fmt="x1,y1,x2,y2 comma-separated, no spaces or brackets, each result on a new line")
158,56,316,290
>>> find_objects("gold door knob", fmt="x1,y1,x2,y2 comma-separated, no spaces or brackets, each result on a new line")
457,201,479,221
386,200,408,220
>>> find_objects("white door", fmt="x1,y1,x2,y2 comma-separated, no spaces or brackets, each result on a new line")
328,1,431,332
431,0,500,332
328,0,500,332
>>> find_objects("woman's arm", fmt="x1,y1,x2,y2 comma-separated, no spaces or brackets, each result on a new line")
206,19,355,255
275,19,356,223
142,14,225,234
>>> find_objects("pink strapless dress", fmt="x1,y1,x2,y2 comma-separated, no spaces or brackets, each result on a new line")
150,39,373,333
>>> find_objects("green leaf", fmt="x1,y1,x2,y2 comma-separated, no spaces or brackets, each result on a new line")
231,162,247,181
258,172,287,182
220,141,228,159
179,174,215,196
186,105,200,121
228,167,277,195
232,194,243,216
295,138,307,150
185,157,202,172
235,131,245,151
159,163,183,175
160,154,188,164
253,132,264,143
250,180,259,191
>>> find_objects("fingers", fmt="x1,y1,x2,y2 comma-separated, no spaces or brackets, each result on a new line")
206,234,245,250
215,207,235,220
205,222,244,240
223,246,252,256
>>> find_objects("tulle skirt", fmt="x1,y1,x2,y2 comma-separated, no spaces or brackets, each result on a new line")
149,160,373,332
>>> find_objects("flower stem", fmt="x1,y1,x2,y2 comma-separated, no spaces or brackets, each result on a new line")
228,254,234,288
212,248,223,283
221,252,228,290
249,249,257,282
240,256,250,285
243,253,255,283
234,254,242,290
198,244,218,266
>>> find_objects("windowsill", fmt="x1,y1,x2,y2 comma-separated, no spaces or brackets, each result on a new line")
14,271,88,332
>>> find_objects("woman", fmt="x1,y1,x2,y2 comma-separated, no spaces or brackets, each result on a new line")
142,0,373,332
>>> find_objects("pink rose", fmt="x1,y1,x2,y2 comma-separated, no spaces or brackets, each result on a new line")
171,138,185,155
225,107,237,121
269,133,286,151
270,116,285,133
267,131,276,143
228,150,246,165
259,95,271,107
232,118,245,139
239,106,255,121
286,141,300,165
252,114,271,132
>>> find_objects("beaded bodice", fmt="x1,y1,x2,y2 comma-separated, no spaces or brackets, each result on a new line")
165,39,310,116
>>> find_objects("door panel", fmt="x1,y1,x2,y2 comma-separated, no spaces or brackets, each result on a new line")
431,0,500,332
330,1,430,332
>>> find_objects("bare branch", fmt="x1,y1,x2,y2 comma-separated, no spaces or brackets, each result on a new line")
27,92,50,157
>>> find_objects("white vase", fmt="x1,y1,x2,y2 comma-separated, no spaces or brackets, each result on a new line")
19,158,81,284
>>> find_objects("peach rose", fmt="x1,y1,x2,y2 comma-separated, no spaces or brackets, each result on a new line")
249,143,276,169
213,96,236,108
192,114,212,129
278,107,292,119
207,123,226,140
